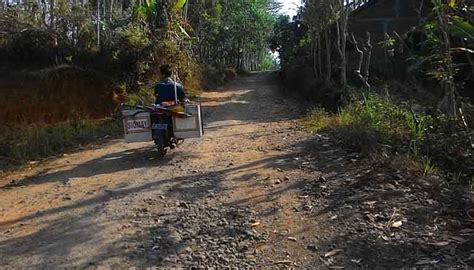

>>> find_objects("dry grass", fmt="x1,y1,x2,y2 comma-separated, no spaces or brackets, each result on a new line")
0,118,122,172
304,93,472,182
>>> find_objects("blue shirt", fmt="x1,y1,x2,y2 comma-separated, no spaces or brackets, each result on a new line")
154,78,185,104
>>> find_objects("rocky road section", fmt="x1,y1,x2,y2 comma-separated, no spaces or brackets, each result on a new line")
0,72,471,268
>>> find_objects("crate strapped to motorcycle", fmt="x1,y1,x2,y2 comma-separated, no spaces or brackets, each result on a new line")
122,76,203,144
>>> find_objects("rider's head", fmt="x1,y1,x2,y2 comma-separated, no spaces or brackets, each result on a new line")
160,64,173,78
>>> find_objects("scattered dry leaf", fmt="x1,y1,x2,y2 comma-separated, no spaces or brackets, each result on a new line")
276,260,292,265
449,236,467,243
324,249,343,257
251,222,260,228
363,201,377,206
429,241,450,247
415,259,439,265
287,237,297,242
391,221,403,228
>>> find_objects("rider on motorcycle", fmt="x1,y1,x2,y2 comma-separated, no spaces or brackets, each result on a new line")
154,64,186,108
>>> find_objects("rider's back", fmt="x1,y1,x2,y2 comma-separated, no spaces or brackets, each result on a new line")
154,78,185,105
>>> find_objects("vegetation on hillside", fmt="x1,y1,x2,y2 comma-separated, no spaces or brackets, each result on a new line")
0,0,278,86
305,93,473,181
271,1,473,183
0,0,279,169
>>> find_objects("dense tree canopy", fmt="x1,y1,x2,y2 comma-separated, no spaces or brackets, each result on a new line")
0,0,279,90
271,0,473,98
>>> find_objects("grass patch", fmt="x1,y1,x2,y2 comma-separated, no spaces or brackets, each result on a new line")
304,107,333,133
0,118,122,172
305,93,472,181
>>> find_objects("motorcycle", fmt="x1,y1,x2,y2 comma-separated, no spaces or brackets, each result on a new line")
121,100,203,158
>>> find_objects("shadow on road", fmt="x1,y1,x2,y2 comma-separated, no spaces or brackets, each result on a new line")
1,146,175,189
0,136,316,267
0,72,317,268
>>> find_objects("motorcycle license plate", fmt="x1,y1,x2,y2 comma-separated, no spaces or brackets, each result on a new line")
152,123,168,130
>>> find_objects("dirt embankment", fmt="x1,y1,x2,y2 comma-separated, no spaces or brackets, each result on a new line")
0,65,125,125
0,72,471,268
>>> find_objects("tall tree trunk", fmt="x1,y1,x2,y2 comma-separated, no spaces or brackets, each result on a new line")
436,4,457,116
40,0,46,26
324,28,331,85
156,0,169,27
312,35,318,79
102,0,106,23
336,0,348,90
109,0,114,21
49,0,55,29
317,33,322,79
350,33,370,90
183,0,189,23
341,15,348,89
97,0,100,48
364,32,372,82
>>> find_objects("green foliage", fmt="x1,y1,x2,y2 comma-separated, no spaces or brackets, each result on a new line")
379,34,396,50
119,22,151,50
269,15,307,69
337,94,429,145
259,52,277,71
192,0,277,71
422,157,437,176
136,0,157,20
125,85,155,106
172,0,187,12
304,107,332,133
402,0,473,103
0,119,122,170
450,16,474,42
201,64,238,89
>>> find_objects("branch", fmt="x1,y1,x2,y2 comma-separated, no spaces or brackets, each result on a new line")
393,30,413,57
350,33,363,73
364,32,372,80
350,33,370,90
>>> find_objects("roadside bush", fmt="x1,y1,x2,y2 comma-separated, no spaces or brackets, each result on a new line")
337,94,429,152
202,64,238,89
422,114,473,179
305,93,473,181
304,107,332,133
0,119,121,172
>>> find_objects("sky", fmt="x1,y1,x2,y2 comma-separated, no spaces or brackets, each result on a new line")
279,0,301,17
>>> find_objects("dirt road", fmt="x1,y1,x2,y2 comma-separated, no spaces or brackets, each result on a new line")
0,72,314,268
0,72,471,268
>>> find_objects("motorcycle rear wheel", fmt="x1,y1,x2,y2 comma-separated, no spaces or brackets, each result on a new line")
154,136,167,158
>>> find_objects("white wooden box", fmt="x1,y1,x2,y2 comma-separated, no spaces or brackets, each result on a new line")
122,110,152,143
172,104,203,139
